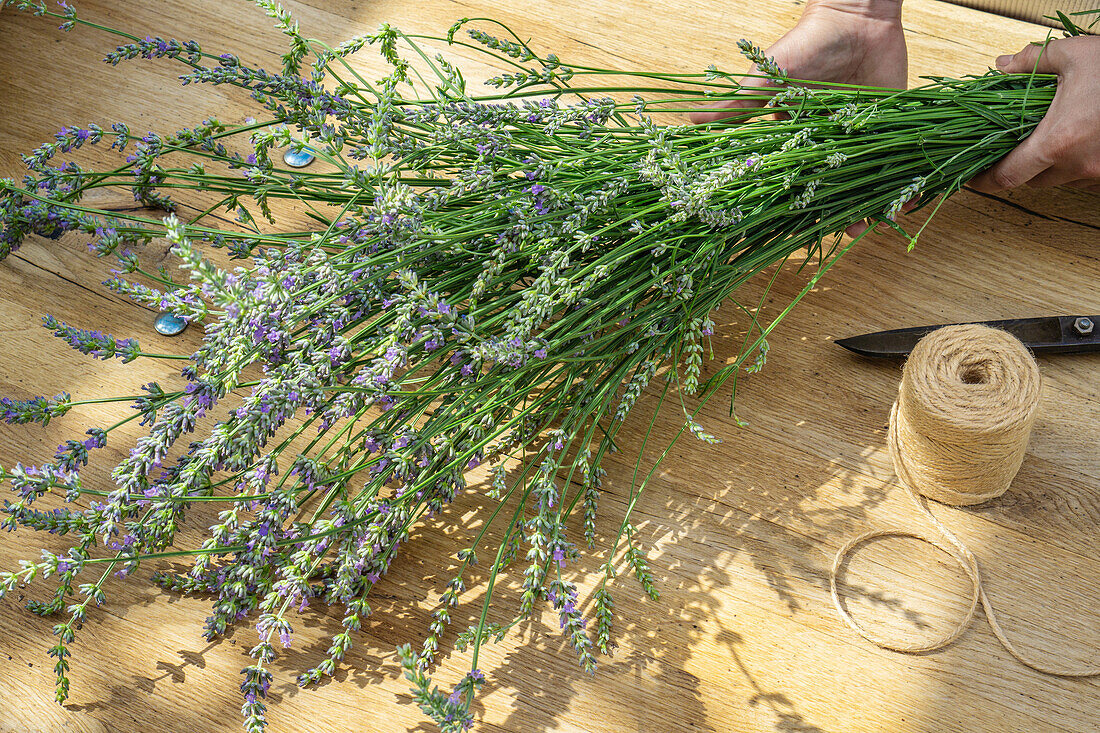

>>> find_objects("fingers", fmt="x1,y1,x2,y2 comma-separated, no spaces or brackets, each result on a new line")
844,219,892,238
689,76,778,125
844,198,918,239
845,220,870,238
996,40,1062,75
967,132,1054,193
688,99,763,125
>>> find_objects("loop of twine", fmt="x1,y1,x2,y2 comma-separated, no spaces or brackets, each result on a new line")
830,324,1100,677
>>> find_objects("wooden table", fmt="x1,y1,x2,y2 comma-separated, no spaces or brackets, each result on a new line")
1,1,1098,731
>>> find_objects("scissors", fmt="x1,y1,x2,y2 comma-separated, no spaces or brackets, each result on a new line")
836,315,1100,358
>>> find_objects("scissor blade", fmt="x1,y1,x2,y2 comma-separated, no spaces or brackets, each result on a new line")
835,316,1100,358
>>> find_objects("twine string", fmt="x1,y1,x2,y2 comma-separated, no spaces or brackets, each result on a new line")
830,324,1100,677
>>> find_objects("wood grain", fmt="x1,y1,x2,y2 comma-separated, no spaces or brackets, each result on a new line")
1,1,1098,732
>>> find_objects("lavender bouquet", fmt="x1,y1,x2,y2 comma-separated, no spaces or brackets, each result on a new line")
0,1,1067,729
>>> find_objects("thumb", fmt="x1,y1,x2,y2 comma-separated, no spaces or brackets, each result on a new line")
689,74,779,125
996,40,1062,75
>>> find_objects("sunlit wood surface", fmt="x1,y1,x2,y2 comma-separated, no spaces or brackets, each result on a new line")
1,1,1098,731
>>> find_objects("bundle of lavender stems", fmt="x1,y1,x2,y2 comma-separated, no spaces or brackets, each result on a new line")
0,1,1065,730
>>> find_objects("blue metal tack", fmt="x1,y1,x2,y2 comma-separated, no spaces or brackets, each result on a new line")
154,311,188,336
282,147,315,168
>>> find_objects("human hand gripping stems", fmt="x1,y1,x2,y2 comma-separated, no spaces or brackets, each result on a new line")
970,35,1100,194
693,0,1100,228
690,0,908,124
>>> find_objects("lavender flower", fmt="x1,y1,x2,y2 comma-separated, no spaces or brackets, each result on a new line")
41,315,141,362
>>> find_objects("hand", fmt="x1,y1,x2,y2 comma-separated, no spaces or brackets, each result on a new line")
689,0,907,126
969,36,1100,193
690,0,909,235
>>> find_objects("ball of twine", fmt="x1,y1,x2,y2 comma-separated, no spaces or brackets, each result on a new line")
831,323,1100,676
891,323,1042,506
